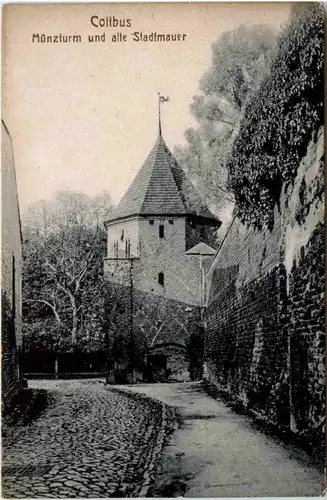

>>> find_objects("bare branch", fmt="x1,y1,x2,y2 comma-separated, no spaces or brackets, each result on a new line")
25,298,63,325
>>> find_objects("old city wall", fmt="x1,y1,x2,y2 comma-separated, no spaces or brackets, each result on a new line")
2,123,23,407
204,129,324,455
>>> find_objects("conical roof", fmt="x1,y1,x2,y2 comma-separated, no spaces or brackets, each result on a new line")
106,134,220,225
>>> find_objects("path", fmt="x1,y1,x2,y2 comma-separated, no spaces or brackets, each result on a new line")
119,381,325,497
2,379,165,498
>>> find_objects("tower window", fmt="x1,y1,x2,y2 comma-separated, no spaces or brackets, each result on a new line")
149,220,154,225
158,272,164,286
169,220,174,225
159,225,164,238
120,229,124,241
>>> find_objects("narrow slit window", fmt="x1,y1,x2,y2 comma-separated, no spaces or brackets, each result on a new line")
149,220,154,225
158,272,164,286
169,220,174,225
159,225,164,238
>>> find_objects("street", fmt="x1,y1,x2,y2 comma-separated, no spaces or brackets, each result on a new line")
119,382,325,497
2,379,166,498
2,380,325,498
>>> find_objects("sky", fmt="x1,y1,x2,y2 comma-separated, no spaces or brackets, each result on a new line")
2,2,291,214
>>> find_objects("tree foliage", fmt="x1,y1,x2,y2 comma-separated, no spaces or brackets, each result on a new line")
226,3,324,229
23,190,112,353
175,24,277,221
200,24,277,111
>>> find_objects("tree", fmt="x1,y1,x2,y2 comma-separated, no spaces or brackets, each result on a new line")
226,3,324,228
174,24,277,230
200,24,277,112
23,190,112,351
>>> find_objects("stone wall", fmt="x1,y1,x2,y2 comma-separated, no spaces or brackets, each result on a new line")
105,215,217,306
204,129,324,457
103,273,200,379
2,121,23,407
105,217,140,257
105,234,207,307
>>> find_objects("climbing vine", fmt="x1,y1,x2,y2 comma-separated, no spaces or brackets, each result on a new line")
226,3,324,229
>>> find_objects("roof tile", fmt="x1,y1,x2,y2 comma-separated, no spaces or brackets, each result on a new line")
107,134,219,224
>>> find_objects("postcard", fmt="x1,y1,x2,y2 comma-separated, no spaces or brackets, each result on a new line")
2,2,325,498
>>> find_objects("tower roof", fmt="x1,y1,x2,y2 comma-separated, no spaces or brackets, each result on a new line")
106,134,220,225
185,242,217,256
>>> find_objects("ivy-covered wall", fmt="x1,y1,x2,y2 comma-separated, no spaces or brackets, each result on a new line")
226,3,323,229
204,129,324,458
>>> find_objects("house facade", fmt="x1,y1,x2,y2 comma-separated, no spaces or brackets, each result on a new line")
2,120,23,406
104,132,220,381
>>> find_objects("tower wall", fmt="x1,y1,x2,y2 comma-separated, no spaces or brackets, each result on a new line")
106,218,140,257
134,216,203,305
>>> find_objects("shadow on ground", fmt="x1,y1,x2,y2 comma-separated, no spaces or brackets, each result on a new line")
2,389,53,435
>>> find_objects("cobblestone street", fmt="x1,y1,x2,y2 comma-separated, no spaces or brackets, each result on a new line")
2,380,325,498
2,379,167,498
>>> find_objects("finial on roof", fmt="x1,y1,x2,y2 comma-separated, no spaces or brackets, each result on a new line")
158,93,169,136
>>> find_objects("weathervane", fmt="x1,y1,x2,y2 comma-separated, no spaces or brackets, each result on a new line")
158,92,169,136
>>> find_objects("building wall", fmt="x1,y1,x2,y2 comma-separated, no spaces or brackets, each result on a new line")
1,121,23,407
135,216,207,305
204,128,324,456
105,215,212,306
106,218,140,257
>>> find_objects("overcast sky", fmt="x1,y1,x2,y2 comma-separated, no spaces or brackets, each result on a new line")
3,2,291,213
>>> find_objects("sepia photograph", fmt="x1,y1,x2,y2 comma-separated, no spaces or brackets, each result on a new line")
1,1,325,498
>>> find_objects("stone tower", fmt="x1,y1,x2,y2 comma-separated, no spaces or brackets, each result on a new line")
104,128,220,381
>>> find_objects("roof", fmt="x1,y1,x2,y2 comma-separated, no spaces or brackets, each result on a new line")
106,134,220,225
185,242,217,256
105,248,138,259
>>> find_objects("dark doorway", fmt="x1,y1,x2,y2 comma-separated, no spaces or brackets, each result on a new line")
146,354,167,382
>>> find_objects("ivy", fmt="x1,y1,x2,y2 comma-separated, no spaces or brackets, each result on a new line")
227,3,324,228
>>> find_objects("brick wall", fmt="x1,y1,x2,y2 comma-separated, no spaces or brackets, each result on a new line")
2,121,23,408
204,129,324,457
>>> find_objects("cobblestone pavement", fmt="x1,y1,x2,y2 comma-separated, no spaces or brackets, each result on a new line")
2,379,167,498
